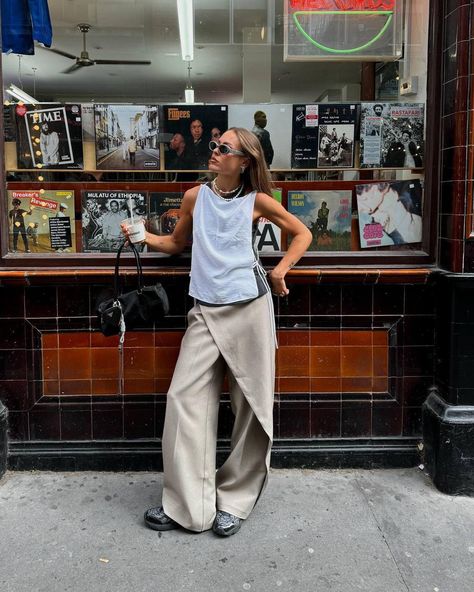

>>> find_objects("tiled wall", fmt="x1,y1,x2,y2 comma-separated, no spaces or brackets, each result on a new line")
439,0,473,271
0,277,436,444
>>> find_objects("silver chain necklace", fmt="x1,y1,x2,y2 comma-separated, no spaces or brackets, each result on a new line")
211,179,244,201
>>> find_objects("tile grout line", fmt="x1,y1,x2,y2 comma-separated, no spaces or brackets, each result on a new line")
353,474,411,592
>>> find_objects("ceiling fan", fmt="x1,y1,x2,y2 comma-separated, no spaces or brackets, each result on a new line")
43,23,151,74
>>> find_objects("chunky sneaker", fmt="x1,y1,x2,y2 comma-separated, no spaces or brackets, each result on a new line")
144,506,180,531
212,511,243,537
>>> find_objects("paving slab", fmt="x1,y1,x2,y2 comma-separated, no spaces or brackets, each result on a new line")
0,468,473,592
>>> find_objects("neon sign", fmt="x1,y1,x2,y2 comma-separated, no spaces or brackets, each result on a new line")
285,0,400,60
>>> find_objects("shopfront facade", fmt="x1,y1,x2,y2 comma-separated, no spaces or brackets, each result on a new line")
0,0,472,494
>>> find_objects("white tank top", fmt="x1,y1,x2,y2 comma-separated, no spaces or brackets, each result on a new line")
189,184,263,305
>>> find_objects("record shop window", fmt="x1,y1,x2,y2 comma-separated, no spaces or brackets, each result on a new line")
1,0,432,264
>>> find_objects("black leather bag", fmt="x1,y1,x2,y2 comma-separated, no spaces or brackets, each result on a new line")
97,242,169,339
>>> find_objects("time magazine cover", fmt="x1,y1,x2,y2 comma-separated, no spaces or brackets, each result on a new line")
360,103,424,168
7,190,75,253
94,104,159,170
288,190,352,251
317,104,357,168
82,190,147,253
356,180,423,248
15,104,83,169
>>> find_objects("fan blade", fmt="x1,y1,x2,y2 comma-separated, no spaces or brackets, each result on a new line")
61,63,84,74
94,59,152,65
44,47,77,60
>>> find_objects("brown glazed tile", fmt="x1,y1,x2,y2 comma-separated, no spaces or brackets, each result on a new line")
43,380,59,396
155,347,180,379
91,332,120,348
278,330,310,346
276,346,309,377
124,347,155,380
443,111,468,150
341,377,373,392
91,379,119,395
445,5,470,49
42,349,59,381
372,377,389,392
440,214,466,241
91,348,120,380
310,377,342,393
123,378,155,394
155,331,184,347
439,238,464,272
440,180,467,216
123,331,154,347
59,380,92,396
59,349,91,380
373,347,389,377
310,330,340,346
444,40,470,82
279,377,310,393
42,333,58,349
341,330,371,346
443,76,468,116
58,332,91,349
373,330,388,346
310,346,341,378
341,346,372,377
155,378,172,394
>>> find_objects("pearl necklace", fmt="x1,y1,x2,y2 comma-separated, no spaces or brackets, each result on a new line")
212,179,244,201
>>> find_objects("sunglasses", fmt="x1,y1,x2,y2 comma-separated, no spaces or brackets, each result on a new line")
209,140,244,156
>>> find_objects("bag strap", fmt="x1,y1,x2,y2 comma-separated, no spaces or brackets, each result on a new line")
113,241,144,299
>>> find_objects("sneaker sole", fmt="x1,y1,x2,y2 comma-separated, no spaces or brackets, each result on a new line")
144,513,180,531
212,523,242,537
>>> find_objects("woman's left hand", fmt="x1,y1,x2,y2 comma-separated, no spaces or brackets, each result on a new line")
268,270,289,298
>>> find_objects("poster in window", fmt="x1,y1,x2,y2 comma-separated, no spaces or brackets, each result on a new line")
161,105,228,170
317,104,357,168
7,190,75,253
356,180,423,248
255,188,282,253
94,104,159,170
228,105,292,169
15,104,83,169
291,104,319,169
288,190,352,251
82,190,147,253
360,103,424,168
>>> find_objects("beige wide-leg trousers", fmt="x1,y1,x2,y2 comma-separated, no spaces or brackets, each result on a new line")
161,293,276,532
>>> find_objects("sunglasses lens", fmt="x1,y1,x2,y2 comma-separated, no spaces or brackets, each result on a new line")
209,141,230,155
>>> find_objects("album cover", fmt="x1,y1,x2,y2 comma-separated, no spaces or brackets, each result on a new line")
288,190,352,251
255,188,282,252
7,190,75,253
149,192,184,236
15,104,83,169
356,180,423,248
82,190,147,253
317,104,357,168
360,103,424,168
291,104,319,169
94,104,159,170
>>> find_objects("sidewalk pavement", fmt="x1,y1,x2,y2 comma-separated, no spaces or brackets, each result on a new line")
0,467,473,592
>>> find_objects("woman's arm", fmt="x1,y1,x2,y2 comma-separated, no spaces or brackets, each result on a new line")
254,192,312,296
121,187,197,255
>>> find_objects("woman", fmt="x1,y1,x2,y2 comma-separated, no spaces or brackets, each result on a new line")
122,127,312,537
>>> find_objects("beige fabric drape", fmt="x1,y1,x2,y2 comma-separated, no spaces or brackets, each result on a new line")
161,293,276,532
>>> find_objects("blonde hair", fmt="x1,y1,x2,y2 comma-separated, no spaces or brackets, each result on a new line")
228,127,274,196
